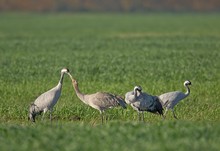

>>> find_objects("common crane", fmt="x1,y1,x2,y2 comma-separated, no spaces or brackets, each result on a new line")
70,75,126,124
158,80,192,119
28,68,71,122
125,86,164,121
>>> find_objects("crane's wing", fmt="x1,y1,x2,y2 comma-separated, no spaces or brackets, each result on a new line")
138,92,155,107
158,91,186,107
152,96,164,115
34,86,61,110
115,95,127,109
134,93,163,114
86,92,126,110
131,102,141,112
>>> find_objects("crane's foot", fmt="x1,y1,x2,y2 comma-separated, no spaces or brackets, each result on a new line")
100,114,104,125
138,115,142,122
172,109,178,119
161,115,166,120
174,115,178,119
173,113,178,119
141,112,145,122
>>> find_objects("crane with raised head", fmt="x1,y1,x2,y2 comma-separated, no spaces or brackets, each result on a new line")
28,68,71,122
158,80,192,119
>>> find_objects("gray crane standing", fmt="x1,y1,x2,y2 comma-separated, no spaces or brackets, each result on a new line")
158,80,192,119
28,68,71,122
69,75,126,124
125,86,164,121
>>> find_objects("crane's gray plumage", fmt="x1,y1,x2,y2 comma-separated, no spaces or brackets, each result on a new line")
125,86,164,121
158,80,192,119
125,86,142,104
28,68,71,122
70,76,126,123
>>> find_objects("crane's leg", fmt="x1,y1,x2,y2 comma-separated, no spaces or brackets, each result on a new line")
141,112,144,122
41,112,46,121
105,112,108,123
137,111,144,122
172,109,178,119
100,111,104,124
164,108,168,118
138,112,141,121
49,110,53,123
41,108,48,122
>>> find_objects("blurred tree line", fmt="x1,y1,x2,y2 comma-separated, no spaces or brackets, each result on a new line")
0,0,219,12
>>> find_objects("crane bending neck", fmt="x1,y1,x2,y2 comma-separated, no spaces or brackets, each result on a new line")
73,82,86,104
134,89,141,98
185,85,190,96
134,89,138,97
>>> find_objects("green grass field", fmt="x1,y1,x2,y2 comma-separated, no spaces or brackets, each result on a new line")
0,13,220,151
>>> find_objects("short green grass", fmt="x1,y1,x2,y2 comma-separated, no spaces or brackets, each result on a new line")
1,121,220,151
0,13,220,151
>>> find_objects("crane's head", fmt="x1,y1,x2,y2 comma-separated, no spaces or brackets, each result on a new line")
61,68,74,79
134,86,142,92
184,80,192,86
28,103,38,122
61,68,70,73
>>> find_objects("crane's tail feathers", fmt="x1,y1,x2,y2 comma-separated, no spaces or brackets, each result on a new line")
157,109,164,116
157,97,164,106
163,100,169,108
154,96,164,116
28,103,36,122
116,96,127,109
28,103,41,122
